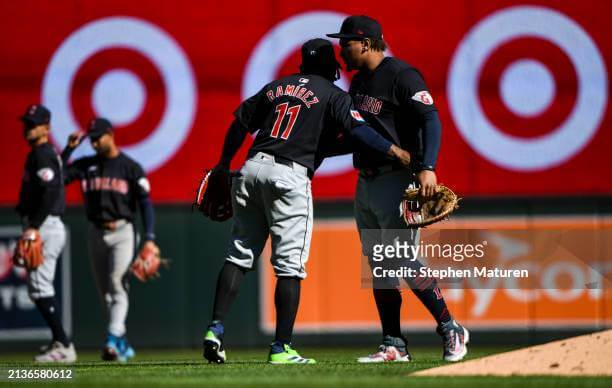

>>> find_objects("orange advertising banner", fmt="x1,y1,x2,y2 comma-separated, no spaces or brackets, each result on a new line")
260,217,612,333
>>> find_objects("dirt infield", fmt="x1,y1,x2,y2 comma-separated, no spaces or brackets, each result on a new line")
414,329,612,376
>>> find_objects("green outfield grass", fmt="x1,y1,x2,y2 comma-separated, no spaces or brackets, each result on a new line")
1,346,610,387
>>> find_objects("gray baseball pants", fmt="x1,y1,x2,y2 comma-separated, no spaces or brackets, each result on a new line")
88,220,135,337
225,152,313,279
27,216,66,300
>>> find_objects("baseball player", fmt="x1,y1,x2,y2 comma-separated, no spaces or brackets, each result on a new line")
327,15,469,362
16,104,77,362
61,118,158,362
202,38,412,364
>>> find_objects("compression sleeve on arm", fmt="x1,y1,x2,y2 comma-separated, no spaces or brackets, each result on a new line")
350,124,393,156
139,195,155,241
421,110,442,169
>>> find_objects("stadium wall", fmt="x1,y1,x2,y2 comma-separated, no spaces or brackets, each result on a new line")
1,197,611,349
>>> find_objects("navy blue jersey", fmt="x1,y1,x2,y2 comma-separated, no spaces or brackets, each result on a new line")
16,143,66,228
64,152,150,224
349,57,437,169
235,73,366,172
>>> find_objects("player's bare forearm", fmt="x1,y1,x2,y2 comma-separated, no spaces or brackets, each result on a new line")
417,169,437,197
388,144,411,168
218,119,248,168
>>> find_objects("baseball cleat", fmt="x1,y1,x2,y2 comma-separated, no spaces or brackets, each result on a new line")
118,337,136,362
102,334,134,362
437,319,470,362
357,335,412,363
203,327,226,364
38,341,54,354
268,343,316,364
102,334,120,361
34,341,77,363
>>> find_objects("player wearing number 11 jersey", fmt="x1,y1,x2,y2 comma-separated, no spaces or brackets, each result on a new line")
201,38,411,365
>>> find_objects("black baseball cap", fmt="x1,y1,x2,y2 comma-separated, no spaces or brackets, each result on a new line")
301,38,337,68
327,15,383,40
300,38,341,80
20,104,51,126
87,118,113,140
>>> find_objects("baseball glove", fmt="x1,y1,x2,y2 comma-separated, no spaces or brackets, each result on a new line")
193,168,233,222
131,243,167,282
13,229,44,270
400,185,460,228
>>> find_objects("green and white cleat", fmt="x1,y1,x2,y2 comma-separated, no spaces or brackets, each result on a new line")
203,329,226,364
268,343,316,364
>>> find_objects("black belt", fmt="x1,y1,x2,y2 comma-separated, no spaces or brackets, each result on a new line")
94,219,127,231
267,154,314,179
272,155,294,167
359,164,405,178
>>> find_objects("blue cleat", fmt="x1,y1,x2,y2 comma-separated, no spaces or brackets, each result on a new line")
102,334,121,361
102,334,135,362
117,336,135,362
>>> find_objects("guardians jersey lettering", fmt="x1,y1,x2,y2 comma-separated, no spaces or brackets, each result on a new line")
81,177,129,194
354,94,383,115
64,153,149,223
349,57,437,169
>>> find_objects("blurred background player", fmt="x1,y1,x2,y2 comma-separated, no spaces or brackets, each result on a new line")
328,15,469,362
16,104,77,362
202,38,411,365
61,118,158,362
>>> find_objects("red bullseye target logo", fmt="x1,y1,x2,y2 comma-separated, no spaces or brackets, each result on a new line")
448,6,608,171
42,17,197,172
69,48,165,148
478,37,578,140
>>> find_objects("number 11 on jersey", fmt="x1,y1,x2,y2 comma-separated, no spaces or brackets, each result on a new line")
271,102,301,140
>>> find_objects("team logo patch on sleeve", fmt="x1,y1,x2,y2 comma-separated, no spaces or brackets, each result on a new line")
411,91,434,105
350,110,365,122
138,177,151,193
36,168,55,182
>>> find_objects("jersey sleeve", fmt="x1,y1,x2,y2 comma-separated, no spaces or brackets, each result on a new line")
233,86,267,132
132,162,155,241
329,91,368,132
132,163,151,198
64,157,86,185
394,68,437,116
29,149,63,228
33,148,62,188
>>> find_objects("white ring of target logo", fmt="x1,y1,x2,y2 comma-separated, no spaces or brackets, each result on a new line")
243,11,393,177
448,6,608,171
42,16,197,172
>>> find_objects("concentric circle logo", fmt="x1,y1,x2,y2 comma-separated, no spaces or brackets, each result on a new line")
42,16,197,172
448,6,608,171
